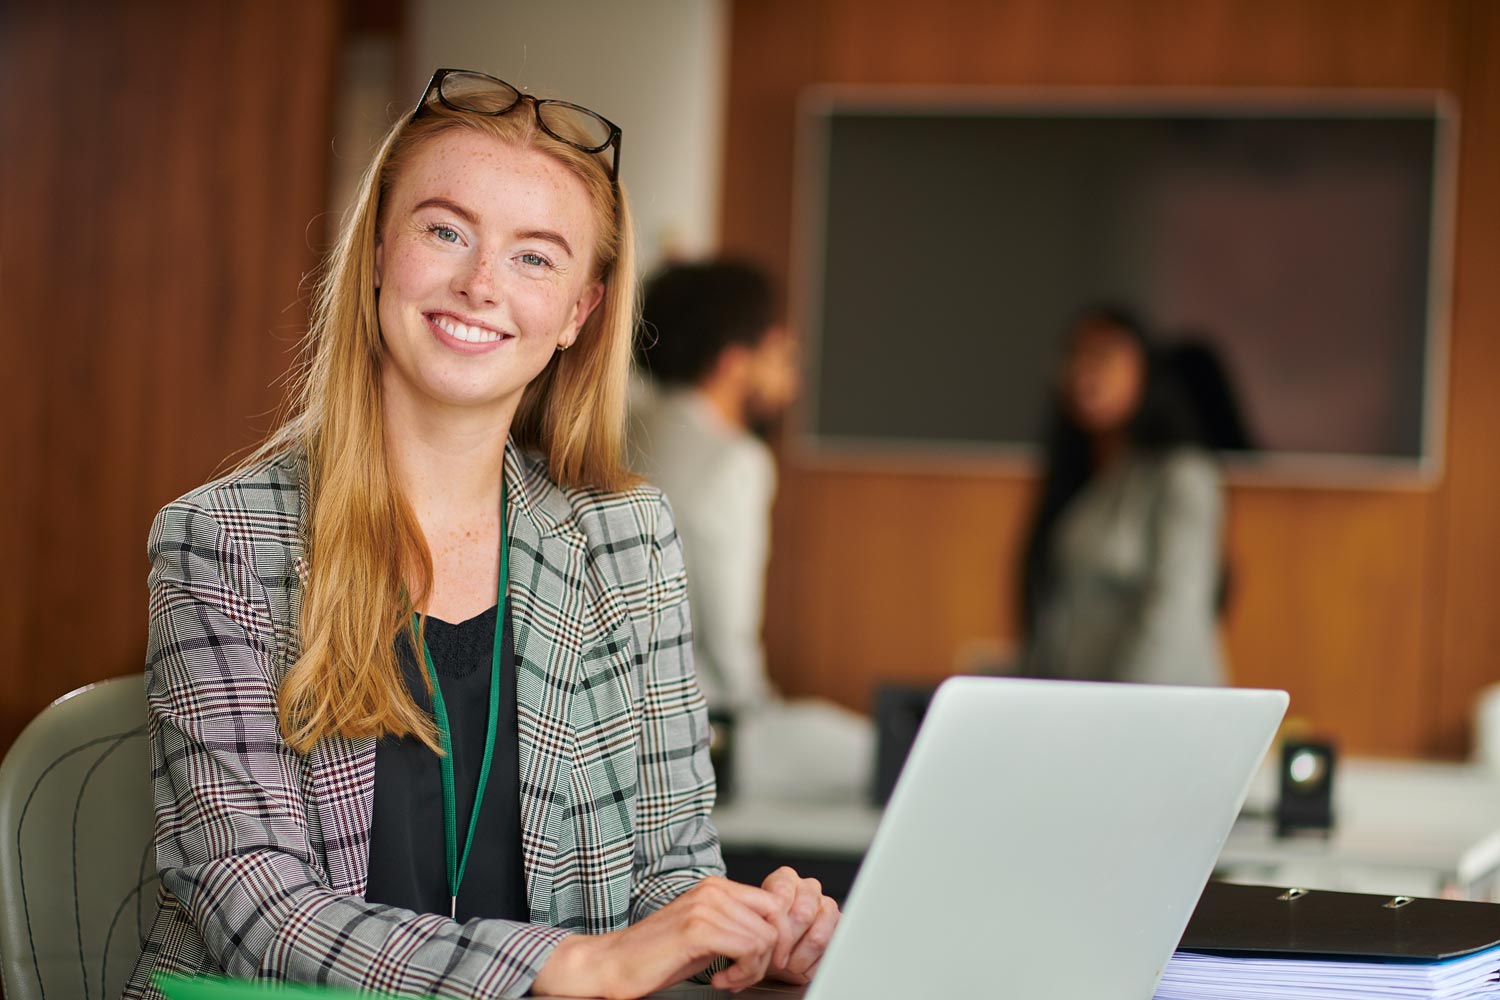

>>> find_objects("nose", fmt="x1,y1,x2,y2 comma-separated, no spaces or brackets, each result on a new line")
454,248,500,306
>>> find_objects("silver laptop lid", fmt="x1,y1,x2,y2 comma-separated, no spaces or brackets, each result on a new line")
808,677,1288,1000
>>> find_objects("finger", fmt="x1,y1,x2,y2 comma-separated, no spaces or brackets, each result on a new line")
658,911,769,990
714,929,775,995
789,877,823,930
784,895,841,977
711,876,791,919
761,865,802,902
758,871,820,968
683,891,779,988
773,877,821,967
708,878,795,955
714,961,768,994
695,916,773,993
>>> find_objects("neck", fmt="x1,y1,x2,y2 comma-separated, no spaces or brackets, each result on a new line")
696,376,748,431
1090,428,1129,470
383,375,514,522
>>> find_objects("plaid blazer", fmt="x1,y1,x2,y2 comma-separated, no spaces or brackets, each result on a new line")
124,443,724,999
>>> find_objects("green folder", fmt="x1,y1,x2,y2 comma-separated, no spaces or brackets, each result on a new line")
154,973,427,1000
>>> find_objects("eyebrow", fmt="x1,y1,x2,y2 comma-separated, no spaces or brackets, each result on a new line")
412,198,575,259
516,229,575,259
413,196,478,225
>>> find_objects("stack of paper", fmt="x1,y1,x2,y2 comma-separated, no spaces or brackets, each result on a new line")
1155,943,1500,1000
1153,882,1500,1000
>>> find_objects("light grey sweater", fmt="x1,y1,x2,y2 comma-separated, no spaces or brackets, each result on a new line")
1023,448,1228,687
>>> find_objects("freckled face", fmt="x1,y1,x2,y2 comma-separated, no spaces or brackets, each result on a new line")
374,129,603,417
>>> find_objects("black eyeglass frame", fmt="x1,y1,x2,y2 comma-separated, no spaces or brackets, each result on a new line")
412,68,623,185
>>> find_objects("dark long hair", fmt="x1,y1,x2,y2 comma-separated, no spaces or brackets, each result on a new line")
1162,337,1258,454
1018,305,1206,636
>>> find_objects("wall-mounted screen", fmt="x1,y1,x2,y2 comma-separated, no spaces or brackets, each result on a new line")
796,89,1455,480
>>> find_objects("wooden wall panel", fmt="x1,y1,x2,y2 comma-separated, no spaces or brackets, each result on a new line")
725,0,1488,756
1434,0,1500,757
0,1,342,753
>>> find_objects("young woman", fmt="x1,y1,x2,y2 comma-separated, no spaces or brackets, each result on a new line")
125,69,837,1000
1017,305,1228,688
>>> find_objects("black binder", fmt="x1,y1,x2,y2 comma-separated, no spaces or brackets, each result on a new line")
1179,881,1500,962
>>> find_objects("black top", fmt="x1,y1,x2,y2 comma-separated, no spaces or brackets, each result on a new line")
364,603,529,922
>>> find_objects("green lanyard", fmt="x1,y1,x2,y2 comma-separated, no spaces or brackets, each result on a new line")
411,482,508,921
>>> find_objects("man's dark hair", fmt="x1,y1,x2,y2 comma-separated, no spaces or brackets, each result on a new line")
637,261,777,386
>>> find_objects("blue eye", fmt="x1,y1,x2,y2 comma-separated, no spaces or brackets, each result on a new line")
519,252,552,268
429,224,460,244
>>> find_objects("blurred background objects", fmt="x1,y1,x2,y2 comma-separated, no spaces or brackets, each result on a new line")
1017,304,1228,688
2,0,1499,776
631,260,872,801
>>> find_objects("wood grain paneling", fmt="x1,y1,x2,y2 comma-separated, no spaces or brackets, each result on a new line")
725,0,1492,756
0,1,342,752
1433,0,1500,757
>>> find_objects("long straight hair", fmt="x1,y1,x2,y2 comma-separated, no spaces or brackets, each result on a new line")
1018,306,1206,638
244,102,638,754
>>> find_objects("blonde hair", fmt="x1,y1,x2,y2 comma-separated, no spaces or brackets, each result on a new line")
250,100,638,753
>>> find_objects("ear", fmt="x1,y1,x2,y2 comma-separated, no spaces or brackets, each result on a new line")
374,233,384,290
559,279,605,349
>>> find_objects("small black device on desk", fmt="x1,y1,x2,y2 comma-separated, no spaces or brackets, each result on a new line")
1275,738,1337,837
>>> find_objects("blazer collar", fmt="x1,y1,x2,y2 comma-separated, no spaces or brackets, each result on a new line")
295,440,630,909
503,439,579,541
501,440,634,920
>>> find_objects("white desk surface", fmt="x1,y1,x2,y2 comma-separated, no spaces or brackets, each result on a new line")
712,757,1500,895
1225,757,1500,891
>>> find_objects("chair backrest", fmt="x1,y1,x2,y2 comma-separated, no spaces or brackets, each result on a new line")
0,675,159,1000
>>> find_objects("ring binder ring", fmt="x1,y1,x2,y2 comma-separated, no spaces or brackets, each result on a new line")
1384,896,1415,909
1278,887,1310,901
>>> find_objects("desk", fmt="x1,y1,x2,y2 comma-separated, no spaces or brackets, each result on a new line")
533,981,805,1000
645,985,803,999
1220,757,1500,898
712,757,1500,900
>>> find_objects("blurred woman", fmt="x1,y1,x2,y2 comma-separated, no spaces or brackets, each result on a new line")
125,69,835,1000
1018,306,1227,687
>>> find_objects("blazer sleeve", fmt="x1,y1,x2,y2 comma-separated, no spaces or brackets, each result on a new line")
145,500,567,998
1114,453,1226,687
627,493,728,923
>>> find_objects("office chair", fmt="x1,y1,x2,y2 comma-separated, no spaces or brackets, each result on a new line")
0,675,159,1000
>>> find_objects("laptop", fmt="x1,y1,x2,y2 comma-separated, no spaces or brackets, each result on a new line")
658,676,1280,1000
162,677,1286,1000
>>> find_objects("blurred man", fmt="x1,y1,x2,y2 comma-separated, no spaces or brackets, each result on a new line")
632,261,796,713
632,261,870,801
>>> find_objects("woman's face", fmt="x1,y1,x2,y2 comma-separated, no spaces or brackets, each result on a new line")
374,128,603,418
1060,320,1146,436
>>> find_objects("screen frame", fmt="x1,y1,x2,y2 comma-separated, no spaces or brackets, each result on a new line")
788,85,1459,490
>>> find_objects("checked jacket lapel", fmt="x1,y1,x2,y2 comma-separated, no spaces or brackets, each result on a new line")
502,443,633,927
289,444,633,919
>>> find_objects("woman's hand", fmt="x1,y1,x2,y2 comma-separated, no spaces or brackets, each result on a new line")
530,876,789,999
757,867,841,985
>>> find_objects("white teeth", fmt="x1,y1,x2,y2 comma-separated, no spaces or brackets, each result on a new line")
434,315,502,344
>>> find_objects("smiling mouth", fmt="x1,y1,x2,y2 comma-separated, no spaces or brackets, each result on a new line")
428,312,510,345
